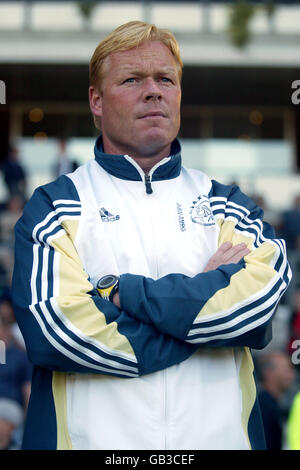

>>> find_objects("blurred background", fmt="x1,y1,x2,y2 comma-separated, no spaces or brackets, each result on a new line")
0,0,300,450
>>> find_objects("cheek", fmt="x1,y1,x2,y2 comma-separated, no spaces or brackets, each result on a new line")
169,90,181,112
112,90,135,111
171,95,181,125
176,92,182,110
102,91,133,120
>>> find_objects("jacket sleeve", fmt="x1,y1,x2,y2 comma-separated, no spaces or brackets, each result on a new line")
12,178,198,378
119,182,292,349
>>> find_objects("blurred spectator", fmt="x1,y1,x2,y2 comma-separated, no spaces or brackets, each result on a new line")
252,194,282,235
287,390,300,450
0,296,25,350
0,310,32,450
0,147,27,199
0,193,25,290
281,194,300,251
0,263,8,295
53,139,79,178
0,194,25,248
0,248,13,293
256,351,295,450
0,296,14,326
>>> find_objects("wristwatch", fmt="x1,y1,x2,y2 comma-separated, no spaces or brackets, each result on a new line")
97,274,120,302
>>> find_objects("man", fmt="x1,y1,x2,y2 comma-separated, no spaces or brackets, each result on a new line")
52,139,79,178
0,307,32,449
12,21,291,450
256,351,295,450
1,146,27,199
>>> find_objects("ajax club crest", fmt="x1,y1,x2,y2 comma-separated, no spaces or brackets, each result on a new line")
190,195,215,226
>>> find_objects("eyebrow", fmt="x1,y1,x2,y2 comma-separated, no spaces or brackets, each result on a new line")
118,66,178,77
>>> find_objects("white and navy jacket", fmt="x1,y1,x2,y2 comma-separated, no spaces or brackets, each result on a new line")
12,137,291,450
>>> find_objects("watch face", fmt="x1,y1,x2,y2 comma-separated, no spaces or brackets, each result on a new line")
97,275,118,289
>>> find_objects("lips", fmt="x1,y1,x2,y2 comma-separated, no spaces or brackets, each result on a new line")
139,111,167,119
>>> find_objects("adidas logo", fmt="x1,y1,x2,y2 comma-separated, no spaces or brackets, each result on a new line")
99,207,120,222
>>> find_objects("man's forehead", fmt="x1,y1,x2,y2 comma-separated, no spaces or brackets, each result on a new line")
118,63,177,75
108,41,177,70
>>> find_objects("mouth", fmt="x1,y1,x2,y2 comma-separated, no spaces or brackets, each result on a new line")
139,112,167,119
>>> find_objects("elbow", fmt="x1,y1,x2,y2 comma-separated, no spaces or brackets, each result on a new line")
234,322,273,350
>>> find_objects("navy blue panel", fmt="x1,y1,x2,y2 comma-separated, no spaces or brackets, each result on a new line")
93,295,198,376
248,393,267,450
94,135,181,182
119,261,244,341
42,174,81,203
22,366,57,450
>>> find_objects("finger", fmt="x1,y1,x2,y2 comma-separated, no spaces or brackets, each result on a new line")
206,243,244,266
203,243,250,272
221,243,248,263
208,242,233,265
227,244,251,260
217,241,233,254
228,248,251,264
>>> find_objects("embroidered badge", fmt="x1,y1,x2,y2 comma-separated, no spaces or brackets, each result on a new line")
190,195,215,226
99,207,120,222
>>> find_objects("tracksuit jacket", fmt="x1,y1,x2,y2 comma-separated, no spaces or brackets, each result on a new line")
12,137,291,450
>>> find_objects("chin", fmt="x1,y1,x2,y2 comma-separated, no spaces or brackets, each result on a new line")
140,130,175,151
138,140,170,157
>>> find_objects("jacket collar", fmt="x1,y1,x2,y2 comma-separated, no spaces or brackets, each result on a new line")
94,135,182,182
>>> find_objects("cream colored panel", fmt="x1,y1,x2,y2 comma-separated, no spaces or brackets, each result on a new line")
196,218,277,319
217,219,253,249
51,229,135,358
52,371,72,450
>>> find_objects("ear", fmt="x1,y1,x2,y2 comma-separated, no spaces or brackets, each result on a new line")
89,85,103,118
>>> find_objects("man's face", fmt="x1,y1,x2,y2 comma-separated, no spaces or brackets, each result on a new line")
90,40,181,159
270,355,295,393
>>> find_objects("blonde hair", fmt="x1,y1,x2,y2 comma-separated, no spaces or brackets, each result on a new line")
89,20,183,91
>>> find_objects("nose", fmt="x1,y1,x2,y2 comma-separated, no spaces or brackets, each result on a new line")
143,78,162,102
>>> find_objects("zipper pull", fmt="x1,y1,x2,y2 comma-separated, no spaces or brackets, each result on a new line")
144,175,153,194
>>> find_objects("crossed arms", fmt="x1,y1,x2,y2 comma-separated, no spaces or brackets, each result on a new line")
12,177,291,377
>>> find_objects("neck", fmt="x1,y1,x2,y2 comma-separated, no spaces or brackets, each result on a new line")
131,152,170,174
102,137,171,173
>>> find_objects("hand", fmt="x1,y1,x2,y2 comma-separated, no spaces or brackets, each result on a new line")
203,241,250,273
112,291,121,308
112,242,250,306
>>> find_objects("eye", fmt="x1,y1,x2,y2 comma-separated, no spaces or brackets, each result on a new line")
161,77,173,84
123,77,137,84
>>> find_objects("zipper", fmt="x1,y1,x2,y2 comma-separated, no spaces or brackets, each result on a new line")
143,191,159,280
144,174,153,194
124,152,169,447
123,154,171,195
